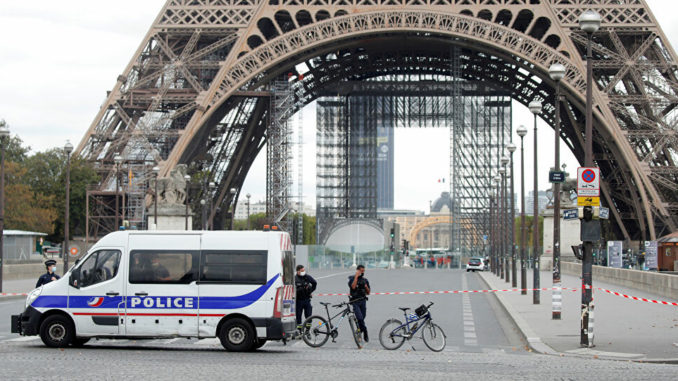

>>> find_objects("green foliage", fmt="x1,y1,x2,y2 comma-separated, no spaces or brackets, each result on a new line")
514,215,544,247
232,212,316,244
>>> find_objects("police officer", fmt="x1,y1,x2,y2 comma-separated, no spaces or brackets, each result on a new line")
295,264,317,329
348,265,370,342
36,260,60,288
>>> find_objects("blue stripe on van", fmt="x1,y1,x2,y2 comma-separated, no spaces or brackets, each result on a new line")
30,274,280,311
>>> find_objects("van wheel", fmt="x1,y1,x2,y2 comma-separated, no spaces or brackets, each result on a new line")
251,339,267,350
39,315,74,348
219,318,255,351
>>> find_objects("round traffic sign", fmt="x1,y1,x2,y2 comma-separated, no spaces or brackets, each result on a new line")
582,169,596,183
69,247,79,256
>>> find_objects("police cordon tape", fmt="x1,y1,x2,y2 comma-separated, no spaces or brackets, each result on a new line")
2,288,676,306
316,287,678,307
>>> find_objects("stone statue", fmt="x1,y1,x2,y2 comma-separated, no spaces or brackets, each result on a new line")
151,164,188,206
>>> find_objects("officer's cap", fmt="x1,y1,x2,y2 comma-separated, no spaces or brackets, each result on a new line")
45,259,57,266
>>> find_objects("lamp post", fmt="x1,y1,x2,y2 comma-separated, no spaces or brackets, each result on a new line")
114,154,123,230
529,99,542,304
184,174,190,230
63,141,73,275
507,143,517,287
517,125,528,295
152,166,160,229
200,199,207,230
246,193,251,230
492,175,502,278
489,190,495,275
208,182,216,230
0,124,10,292
500,157,509,283
579,8,601,347
229,188,237,230
549,62,566,320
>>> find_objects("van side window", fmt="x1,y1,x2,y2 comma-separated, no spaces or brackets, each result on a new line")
129,251,199,284
79,250,121,288
282,250,294,284
200,251,267,284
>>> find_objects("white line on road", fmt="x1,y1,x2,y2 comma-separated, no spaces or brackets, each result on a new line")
6,336,40,342
461,273,478,347
315,271,354,280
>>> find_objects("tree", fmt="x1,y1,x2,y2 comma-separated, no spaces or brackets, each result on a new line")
3,161,57,233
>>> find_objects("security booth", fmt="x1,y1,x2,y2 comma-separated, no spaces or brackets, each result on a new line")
657,231,678,271
2,230,48,263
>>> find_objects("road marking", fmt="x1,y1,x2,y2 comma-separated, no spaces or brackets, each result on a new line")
461,273,478,347
194,338,220,345
315,271,353,280
6,336,40,342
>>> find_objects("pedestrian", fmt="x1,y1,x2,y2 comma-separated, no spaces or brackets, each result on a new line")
295,264,317,330
35,259,60,288
638,251,645,270
348,265,370,342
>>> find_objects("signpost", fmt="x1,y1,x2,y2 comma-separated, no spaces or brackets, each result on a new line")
644,241,658,270
577,167,600,206
608,241,623,268
549,170,566,183
563,209,578,220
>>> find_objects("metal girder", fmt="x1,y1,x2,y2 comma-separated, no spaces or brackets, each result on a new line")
76,0,678,239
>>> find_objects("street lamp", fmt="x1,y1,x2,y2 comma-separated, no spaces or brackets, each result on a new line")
63,141,73,275
493,175,501,276
229,187,236,230
500,156,509,283
200,199,207,230
152,166,160,229
549,62,566,320
114,154,123,230
208,182,216,230
246,193,251,230
507,143,517,288
0,123,10,292
516,125,528,295
580,8,601,347
184,174,190,230
529,99,542,304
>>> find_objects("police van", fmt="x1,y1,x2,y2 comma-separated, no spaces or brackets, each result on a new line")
11,230,296,351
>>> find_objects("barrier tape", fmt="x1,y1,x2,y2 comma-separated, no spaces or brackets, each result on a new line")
0,293,28,297
317,287,678,307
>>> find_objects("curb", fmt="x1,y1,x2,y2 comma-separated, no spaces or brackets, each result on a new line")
477,271,678,364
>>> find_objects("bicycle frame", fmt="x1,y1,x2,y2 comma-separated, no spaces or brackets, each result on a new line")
392,311,432,338
318,303,353,336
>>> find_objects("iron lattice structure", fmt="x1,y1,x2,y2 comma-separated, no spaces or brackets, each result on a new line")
315,76,510,251
76,0,678,240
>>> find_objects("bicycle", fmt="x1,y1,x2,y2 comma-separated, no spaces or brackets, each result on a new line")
378,302,446,352
301,297,365,349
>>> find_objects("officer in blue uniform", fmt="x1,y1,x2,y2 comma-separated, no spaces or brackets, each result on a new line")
35,260,60,288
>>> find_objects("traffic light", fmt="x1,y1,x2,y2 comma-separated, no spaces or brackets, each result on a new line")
390,228,395,239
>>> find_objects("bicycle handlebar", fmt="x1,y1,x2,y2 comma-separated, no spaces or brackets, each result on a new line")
331,297,366,308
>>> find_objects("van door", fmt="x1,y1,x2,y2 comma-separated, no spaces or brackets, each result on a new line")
69,248,125,335
125,235,200,337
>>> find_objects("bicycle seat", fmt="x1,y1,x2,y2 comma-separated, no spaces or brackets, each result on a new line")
320,302,332,306
398,307,410,312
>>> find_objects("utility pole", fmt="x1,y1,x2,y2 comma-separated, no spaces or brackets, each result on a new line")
529,100,542,304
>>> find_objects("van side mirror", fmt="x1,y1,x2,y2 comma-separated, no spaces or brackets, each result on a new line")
69,268,80,289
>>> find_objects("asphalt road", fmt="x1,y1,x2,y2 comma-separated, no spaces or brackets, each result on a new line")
1,269,676,380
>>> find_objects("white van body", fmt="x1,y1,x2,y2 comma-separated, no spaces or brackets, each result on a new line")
11,230,297,351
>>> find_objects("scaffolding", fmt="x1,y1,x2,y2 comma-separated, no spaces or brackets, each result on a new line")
316,75,511,252
267,80,294,232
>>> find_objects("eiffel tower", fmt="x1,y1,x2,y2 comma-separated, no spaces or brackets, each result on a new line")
75,0,678,241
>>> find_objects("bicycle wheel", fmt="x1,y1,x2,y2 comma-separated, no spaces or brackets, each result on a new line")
421,321,446,352
348,314,363,349
302,315,330,348
379,319,407,350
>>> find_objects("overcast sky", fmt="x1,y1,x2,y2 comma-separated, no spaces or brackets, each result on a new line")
1,0,676,213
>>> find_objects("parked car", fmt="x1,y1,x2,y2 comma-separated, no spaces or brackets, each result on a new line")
466,257,485,272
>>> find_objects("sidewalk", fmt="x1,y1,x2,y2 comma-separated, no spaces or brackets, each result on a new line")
0,278,37,297
479,269,678,362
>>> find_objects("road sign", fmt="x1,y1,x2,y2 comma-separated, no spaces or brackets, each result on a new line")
563,209,578,220
599,207,609,220
549,170,566,183
577,167,600,197
69,246,79,257
577,196,600,206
